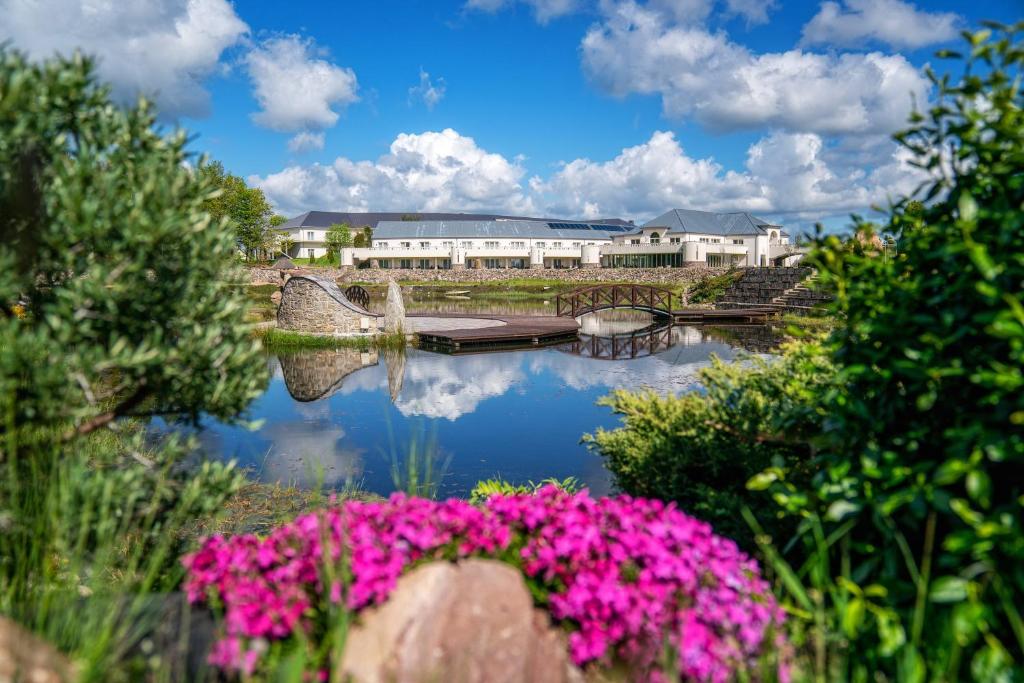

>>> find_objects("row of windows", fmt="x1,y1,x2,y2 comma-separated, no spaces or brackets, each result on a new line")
382,240,591,249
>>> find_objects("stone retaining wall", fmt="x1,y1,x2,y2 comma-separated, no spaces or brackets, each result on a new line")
251,266,730,287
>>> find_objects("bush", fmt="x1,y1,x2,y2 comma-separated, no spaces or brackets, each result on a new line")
0,49,267,679
585,340,834,549
687,268,742,304
184,488,788,681
753,24,1024,680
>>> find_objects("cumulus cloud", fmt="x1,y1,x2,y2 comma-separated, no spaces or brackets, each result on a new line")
409,68,447,110
536,129,927,220
253,128,536,217
581,1,931,135
244,34,359,132
287,131,325,154
801,0,961,50
722,0,778,25
463,0,581,23
256,125,926,225
0,0,248,118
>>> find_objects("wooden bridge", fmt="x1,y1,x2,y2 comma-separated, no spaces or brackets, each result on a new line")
555,284,674,318
555,284,775,324
560,323,674,360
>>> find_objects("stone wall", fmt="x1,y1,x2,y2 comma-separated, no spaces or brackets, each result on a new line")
250,265,728,287
277,274,381,336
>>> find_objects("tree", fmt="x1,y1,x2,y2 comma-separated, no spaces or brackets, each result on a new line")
325,223,353,264
198,161,274,261
353,225,373,248
0,49,267,662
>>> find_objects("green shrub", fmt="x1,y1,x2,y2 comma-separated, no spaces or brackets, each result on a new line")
753,24,1024,680
586,340,835,548
687,268,742,304
468,476,582,504
0,49,267,679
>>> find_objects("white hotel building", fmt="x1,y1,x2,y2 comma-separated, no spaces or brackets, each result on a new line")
280,209,803,269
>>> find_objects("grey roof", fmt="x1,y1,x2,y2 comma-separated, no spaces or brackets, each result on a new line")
641,209,781,236
279,211,634,230
372,220,632,240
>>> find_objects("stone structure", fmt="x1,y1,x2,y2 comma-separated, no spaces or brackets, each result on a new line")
340,560,582,683
383,280,405,333
278,349,379,401
0,616,75,683
714,267,832,314
277,274,381,336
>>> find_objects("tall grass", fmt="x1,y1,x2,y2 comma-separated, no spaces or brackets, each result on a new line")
255,328,409,352
1,425,242,681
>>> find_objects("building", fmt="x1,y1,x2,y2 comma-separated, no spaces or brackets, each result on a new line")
343,220,634,269
276,211,632,260
602,209,801,268
283,208,803,269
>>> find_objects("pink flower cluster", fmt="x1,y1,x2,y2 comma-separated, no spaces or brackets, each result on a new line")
183,487,787,681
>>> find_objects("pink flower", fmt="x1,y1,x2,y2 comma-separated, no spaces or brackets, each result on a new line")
182,487,789,681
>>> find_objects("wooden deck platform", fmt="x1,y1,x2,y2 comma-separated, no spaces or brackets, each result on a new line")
671,308,774,324
412,313,580,351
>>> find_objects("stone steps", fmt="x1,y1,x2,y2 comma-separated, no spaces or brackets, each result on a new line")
715,268,831,314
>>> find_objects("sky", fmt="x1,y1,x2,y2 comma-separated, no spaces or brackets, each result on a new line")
1,0,1019,231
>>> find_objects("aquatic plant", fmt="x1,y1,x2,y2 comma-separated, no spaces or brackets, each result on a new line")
184,487,787,681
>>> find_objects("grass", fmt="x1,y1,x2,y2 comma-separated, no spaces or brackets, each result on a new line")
780,312,838,331
686,269,742,304
255,327,409,352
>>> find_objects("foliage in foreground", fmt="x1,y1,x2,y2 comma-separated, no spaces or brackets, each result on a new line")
0,49,267,680
751,25,1024,681
586,340,834,549
593,25,1024,681
185,487,787,681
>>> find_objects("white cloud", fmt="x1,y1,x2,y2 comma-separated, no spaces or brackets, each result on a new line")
534,130,764,218
463,0,581,23
256,125,927,225
244,34,359,132
801,0,960,50
253,128,536,217
287,131,326,154
0,0,248,118
409,68,447,110
723,0,778,25
581,0,931,135
537,129,927,221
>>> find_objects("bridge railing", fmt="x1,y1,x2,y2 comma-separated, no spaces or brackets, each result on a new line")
555,284,673,318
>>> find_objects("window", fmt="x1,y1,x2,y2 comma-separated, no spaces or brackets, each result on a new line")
510,241,525,248
419,241,430,248
510,258,526,269
572,242,581,247
400,241,411,248
307,248,315,259
484,258,502,268
484,241,499,249
460,241,474,248
380,259,390,268
630,239,641,245
400,259,412,269
418,259,431,269
307,231,314,240
670,237,681,244
535,241,546,248
552,241,563,248
649,232,660,244
733,239,744,245
442,241,453,247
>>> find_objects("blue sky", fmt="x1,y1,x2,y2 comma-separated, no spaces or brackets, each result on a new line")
2,0,1019,230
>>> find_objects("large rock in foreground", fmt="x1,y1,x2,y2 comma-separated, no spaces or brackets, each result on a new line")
0,617,75,683
340,559,582,683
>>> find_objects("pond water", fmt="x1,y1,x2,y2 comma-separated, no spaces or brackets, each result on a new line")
192,311,781,499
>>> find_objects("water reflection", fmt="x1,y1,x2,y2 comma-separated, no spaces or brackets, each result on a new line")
198,320,782,498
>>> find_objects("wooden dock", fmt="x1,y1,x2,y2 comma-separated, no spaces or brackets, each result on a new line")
671,308,774,324
413,314,580,351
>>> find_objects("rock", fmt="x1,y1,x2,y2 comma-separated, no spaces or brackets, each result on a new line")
270,290,282,304
277,274,381,336
383,280,406,333
340,559,582,683
0,617,75,683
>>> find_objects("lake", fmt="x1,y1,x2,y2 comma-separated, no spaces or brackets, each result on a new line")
193,311,781,498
